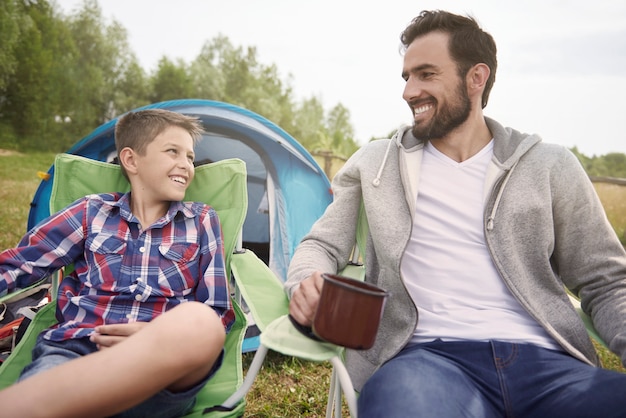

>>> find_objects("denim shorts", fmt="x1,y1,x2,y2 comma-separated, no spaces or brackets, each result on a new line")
20,334,224,418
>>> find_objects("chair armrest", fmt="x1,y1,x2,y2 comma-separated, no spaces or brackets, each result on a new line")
230,250,344,360
229,250,288,332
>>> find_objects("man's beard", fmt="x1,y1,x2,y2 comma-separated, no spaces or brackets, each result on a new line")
411,80,472,141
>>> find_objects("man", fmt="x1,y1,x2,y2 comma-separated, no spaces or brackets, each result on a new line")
287,10,626,417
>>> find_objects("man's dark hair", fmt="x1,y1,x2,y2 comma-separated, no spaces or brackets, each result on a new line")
400,10,497,108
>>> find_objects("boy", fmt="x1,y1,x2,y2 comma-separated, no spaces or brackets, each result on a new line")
0,109,235,417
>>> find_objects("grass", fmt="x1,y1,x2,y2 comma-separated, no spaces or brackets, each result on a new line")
241,351,345,417
594,182,626,245
0,151,56,249
0,151,624,416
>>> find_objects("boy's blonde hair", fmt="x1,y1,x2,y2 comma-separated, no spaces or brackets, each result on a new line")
114,109,205,179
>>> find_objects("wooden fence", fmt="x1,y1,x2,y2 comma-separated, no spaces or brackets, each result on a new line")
591,176,626,186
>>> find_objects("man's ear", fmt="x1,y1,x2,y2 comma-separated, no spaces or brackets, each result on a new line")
466,63,490,105
118,147,138,176
467,63,490,91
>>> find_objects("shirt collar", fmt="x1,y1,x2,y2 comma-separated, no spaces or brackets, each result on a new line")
110,192,198,226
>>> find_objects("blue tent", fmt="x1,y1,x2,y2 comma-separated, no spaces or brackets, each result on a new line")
28,99,333,284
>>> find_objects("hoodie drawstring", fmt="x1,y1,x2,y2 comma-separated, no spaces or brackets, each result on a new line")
372,136,396,187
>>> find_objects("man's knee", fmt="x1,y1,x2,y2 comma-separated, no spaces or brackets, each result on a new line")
358,345,492,417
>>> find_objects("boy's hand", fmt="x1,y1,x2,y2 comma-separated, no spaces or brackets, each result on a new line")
90,322,149,350
288,271,324,326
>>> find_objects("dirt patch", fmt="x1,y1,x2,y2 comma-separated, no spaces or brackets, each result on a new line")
0,149,20,156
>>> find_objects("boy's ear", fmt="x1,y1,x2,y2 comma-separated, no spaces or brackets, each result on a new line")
118,147,138,175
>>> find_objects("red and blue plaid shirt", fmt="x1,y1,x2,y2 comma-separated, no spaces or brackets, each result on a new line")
0,192,235,341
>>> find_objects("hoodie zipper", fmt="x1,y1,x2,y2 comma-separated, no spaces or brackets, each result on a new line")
486,161,518,231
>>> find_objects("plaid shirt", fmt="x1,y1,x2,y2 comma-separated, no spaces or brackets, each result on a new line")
0,192,235,341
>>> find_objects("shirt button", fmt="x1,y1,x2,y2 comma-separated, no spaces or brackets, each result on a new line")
135,294,142,301
139,247,145,253
126,314,133,319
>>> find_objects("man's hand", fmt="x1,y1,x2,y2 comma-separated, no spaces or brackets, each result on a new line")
288,271,325,326
90,322,149,350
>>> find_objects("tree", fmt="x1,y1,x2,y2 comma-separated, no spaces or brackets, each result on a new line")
601,153,626,178
326,104,359,158
291,97,326,150
63,0,142,141
189,35,297,133
1,0,77,151
150,57,194,103
0,0,23,92
188,35,226,101
113,57,150,115
571,147,626,179
292,99,359,160
102,20,149,119
0,0,358,157
0,0,27,148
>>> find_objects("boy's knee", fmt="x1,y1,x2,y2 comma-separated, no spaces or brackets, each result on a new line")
165,302,226,361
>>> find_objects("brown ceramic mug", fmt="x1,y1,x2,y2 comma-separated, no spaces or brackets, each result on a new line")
312,273,389,350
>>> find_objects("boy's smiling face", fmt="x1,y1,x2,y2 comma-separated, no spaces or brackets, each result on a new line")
129,125,196,204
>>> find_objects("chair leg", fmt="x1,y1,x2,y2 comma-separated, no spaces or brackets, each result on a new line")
329,356,358,418
334,381,342,418
222,346,358,417
325,367,337,418
221,344,269,409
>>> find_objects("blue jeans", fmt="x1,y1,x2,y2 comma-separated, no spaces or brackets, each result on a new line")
20,334,222,418
358,339,626,418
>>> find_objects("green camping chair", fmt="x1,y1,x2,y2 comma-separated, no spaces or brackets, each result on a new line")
223,254,359,418
0,154,256,417
219,209,371,418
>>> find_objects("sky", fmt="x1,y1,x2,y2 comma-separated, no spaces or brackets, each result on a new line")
57,0,626,156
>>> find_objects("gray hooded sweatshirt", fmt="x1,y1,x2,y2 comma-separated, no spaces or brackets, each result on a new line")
286,117,626,391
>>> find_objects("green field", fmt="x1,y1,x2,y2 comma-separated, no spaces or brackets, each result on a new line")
0,151,624,416
595,181,626,246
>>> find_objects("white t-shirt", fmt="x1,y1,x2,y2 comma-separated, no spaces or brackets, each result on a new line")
401,140,559,350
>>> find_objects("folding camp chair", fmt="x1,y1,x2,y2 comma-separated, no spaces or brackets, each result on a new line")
0,154,256,417
223,256,360,418
219,207,371,418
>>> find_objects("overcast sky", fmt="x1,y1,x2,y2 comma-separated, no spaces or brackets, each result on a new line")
58,0,626,156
